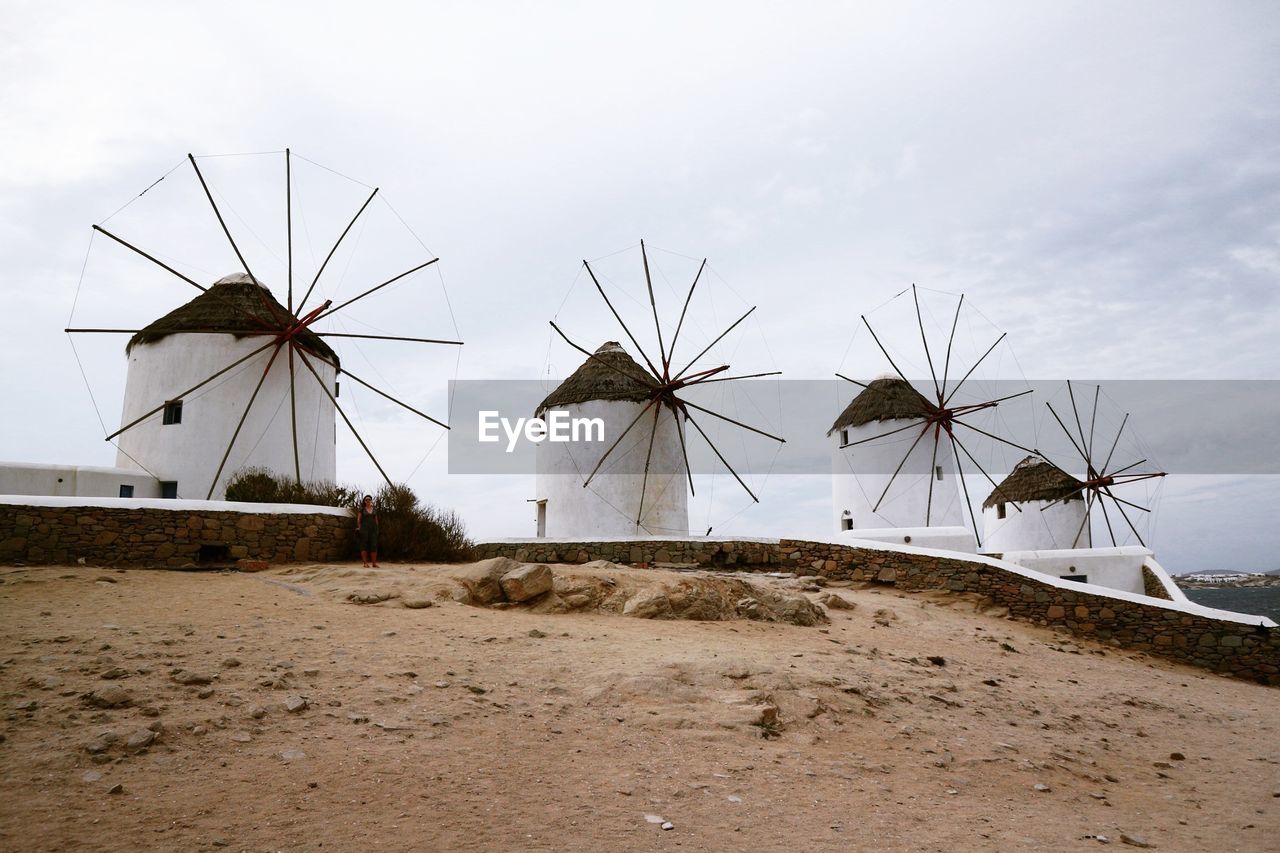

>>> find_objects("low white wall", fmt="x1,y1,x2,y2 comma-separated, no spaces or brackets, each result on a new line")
0,461,160,499
0,494,350,517
841,525,977,554
999,546,1150,595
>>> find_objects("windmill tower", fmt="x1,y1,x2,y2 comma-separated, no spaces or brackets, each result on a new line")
115,274,339,500
538,241,784,538
981,455,1088,552
830,375,963,532
534,342,688,537
831,286,1035,550
69,150,459,501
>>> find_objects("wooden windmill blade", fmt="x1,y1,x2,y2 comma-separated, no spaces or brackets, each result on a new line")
833,286,1035,544
68,149,461,500
543,242,784,536
1042,381,1167,548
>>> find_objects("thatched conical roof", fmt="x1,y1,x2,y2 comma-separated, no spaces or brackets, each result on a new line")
829,376,935,435
127,273,338,365
983,455,1084,508
536,341,657,416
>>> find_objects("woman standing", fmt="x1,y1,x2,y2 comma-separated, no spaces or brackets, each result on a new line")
356,494,379,568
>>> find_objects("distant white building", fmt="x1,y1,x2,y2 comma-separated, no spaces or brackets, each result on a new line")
533,341,688,538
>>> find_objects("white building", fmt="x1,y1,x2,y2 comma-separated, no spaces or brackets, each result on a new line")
113,273,338,500
830,376,971,550
533,341,688,538
981,454,1089,553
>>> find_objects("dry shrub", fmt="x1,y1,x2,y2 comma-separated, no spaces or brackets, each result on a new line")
224,469,472,562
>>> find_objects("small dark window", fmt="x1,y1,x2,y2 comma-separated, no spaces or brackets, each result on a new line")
160,481,178,499
1060,575,1089,584
935,465,944,481
997,502,1006,519
162,399,183,425
842,517,853,531
118,484,134,498
840,429,849,445
335,381,340,399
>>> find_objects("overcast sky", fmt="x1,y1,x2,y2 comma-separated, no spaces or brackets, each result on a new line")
2,1,1277,571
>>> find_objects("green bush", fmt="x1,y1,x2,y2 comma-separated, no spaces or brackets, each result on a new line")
224,468,473,562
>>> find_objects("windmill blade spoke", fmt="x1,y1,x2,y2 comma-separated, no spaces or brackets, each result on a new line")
679,399,785,443
925,424,940,525
942,331,1006,407
288,345,301,483
297,186,379,314
1102,486,1147,547
940,293,964,402
1066,381,1094,477
549,321,655,387
671,306,757,382
105,337,280,441
945,430,983,548
295,347,393,487
838,419,922,448
1099,488,1154,513
1097,488,1118,547
582,398,658,488
673,408,695,497
871,425,929,513
1072,491,1096,548
951,429,1024,513
582,259,664,380
912,285,942,402
205,343,285,499
187,154,286,326
951,388,1034,410
1107,472,1166,485
1087,383,1100,461
314,258,439,323
639,240,668,379
860,315,914,390
315,332,463,346
1046,401,1090,465
90,225,275,331
952,418,1038,456
684,411,758,503
340,367,449,430
666,258,705,374
634,403,663,527
1100,412,1130,475
286,148,294,314
685,370,782,386
1107,458,1148,478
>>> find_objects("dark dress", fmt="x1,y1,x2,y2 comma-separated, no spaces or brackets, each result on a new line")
358,508,379,551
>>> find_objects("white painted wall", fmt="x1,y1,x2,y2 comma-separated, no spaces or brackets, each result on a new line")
534,398,689,538
982,497,1090,552
831,418,964,531
0,493,350,516
115,333,336,500
0,461,160,499
842,525,977,553
999,546,1151,595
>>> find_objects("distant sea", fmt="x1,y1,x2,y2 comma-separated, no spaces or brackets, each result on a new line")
1182,588,1280,623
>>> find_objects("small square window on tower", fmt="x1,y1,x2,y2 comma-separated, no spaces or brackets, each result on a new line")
162,399,183,425
160,481,178,499
118,484,134,498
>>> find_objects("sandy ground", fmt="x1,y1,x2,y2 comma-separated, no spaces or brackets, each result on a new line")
0,561,1277,852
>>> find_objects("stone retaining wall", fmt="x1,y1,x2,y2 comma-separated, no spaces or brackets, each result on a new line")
475,539,1279,685
1142,565,1173,601
0,504,352,568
